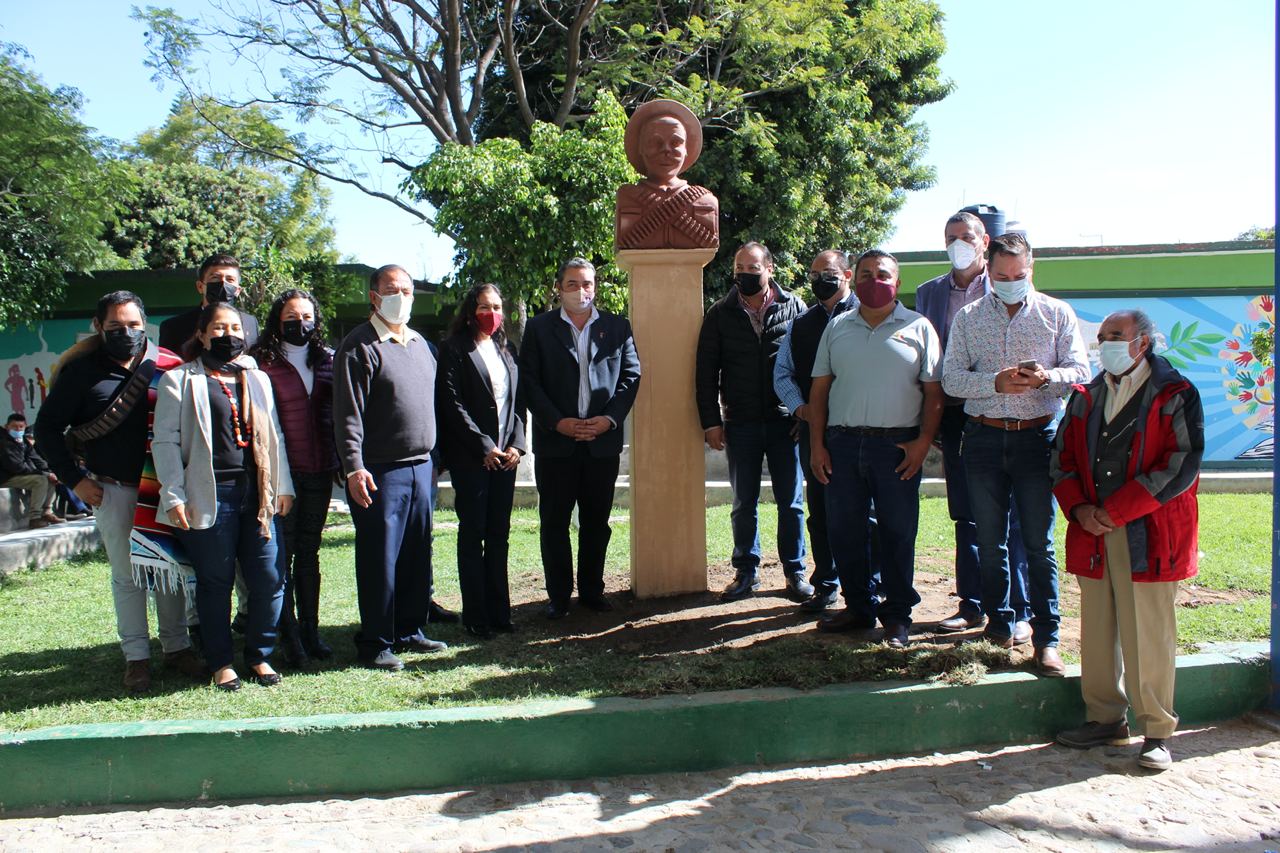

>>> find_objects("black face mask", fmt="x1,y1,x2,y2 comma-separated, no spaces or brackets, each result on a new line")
204,281,238,305
809,271,843,302
281,319,315,346
102,327,146,361
204,335,246,367
735,272,764,297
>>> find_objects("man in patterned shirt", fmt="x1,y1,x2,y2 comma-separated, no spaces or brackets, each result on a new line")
941,233,1089,676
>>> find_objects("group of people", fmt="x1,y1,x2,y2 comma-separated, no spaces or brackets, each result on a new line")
29,213,1203,771
700,211,1203,771
31,253,639,689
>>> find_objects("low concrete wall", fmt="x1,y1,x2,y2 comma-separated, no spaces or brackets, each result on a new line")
0,643,1266,813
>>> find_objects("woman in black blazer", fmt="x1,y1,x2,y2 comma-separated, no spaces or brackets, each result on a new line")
437,284,527,639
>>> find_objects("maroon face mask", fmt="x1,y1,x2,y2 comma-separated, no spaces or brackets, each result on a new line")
476,311,504,336
855,278,898,309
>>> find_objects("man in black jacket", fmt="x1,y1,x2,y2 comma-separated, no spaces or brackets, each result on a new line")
158,253,260,354
2,412,60,528
520,258,641,619
696,241,812,602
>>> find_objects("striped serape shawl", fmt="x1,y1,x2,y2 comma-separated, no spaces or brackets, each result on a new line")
128,346,196,602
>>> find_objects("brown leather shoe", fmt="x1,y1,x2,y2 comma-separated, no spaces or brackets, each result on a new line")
25,518,51,530
164,647,205,680
124,659,152,694
1012,620,1032,646
980,629,1015,649
936,611,986,633
1034,646,1065,677
41,512,66,525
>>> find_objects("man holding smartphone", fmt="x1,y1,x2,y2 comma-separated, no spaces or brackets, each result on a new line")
941,233,1089,676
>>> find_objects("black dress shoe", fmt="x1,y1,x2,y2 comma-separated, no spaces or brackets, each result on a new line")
215,677,242,692
464,624,494,640
394,635,448,653
360,650,405,671
248,670,283,687
799,591,838,612
882,623,910,649
491,621,516,634
817,608,877,633
544,601,570,620
783,573,815,603
720,574,760,602
579,594,614,612
427,600,461,624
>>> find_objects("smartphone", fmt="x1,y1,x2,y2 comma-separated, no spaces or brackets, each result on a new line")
1017,359,1038,371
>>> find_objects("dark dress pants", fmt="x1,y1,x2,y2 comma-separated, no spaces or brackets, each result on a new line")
278,469,334,625
349,459,433,658
450,461,515,629
535,445,619,605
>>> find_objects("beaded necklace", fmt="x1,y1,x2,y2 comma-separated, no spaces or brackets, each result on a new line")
212,373,252,448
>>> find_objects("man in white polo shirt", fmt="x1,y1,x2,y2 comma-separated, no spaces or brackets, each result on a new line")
807,250,944,648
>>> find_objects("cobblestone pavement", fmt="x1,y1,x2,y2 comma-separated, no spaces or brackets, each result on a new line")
2,718,1279,852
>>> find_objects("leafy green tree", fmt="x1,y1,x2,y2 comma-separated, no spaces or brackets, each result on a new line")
137,0,950,302
404,93,636,328
483,0,951,287
130,97,336,259
1236,225,1275,241
0,43,124,327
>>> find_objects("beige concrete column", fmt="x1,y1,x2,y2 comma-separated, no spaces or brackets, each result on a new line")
617,248,716,598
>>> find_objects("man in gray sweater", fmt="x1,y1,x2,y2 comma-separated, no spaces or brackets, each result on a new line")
334,264,447,670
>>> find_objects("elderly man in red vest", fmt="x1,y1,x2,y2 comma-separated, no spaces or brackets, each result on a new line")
1051,309,1204,772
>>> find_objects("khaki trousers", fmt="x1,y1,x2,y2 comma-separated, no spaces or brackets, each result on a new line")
1078,527,1179,738
6,473,54,519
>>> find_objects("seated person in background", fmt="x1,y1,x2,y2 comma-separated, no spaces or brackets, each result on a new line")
2,412,63,529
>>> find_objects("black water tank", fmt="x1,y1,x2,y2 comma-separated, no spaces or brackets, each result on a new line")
960,204,1006,238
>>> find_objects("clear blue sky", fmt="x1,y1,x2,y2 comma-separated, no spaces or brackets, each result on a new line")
3,1,1274,277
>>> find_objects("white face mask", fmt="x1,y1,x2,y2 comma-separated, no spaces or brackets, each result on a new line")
1099,339,1138,376
992,276,1030,305
376,292,414,325
561,288,594,315
947,239,979,271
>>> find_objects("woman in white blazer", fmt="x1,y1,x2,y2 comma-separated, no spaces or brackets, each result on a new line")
153,302,295,691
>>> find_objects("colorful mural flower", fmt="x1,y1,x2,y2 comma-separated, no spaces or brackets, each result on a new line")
1220,295,1276,438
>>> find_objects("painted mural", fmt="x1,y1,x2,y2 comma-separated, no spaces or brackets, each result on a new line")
1070,294,1273,464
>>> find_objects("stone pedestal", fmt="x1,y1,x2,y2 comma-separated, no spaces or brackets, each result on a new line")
617,248,715,598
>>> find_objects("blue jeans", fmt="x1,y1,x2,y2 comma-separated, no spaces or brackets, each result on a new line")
724,419,806,577
823,428,922,628
961,421,1060,647
349,459,434,657
177,478,284,671
938,406,1031,621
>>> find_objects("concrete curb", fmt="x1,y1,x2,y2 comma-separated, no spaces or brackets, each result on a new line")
0,642,1267,813
0,519,99,577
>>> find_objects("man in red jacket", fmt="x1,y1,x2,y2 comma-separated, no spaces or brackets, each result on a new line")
1050,309,1204,772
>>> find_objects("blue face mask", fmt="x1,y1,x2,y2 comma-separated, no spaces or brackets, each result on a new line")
992,275,1030,305
8,429,25,442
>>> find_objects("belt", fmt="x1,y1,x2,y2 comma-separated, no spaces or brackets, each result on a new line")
89,473,139,488
969,414,1053,432
829,425,919,437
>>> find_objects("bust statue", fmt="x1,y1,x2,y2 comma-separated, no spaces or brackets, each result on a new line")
615,100,720,251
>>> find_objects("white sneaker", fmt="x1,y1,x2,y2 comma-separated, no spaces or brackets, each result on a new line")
1138,737,1172,771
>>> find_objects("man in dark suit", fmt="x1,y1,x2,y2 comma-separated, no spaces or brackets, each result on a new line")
158,253,261,354
520,258,641,619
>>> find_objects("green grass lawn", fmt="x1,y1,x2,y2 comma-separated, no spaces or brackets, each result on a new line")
0,494,1269,732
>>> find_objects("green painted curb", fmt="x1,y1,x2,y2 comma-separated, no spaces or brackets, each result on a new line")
0,643,1267,813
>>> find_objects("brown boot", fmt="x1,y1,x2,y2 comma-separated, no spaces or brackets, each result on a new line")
124,659,152,694
164,647,205,680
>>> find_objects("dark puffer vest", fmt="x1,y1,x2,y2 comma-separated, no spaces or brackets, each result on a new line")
261,349,339,474
696,285,805,427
